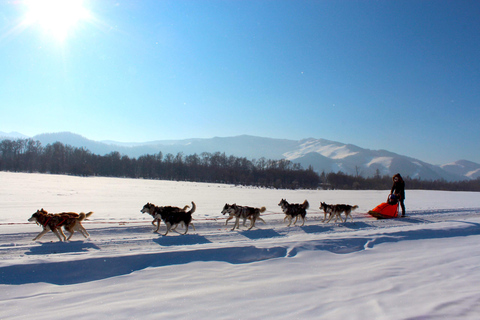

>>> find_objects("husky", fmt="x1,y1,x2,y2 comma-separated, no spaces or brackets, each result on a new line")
278,199,309,226
140,202,190,232
28,208,93,241
221,203,266,231
221,204,254,228
320,202,358,223
157,202,196,236
141,202,196,236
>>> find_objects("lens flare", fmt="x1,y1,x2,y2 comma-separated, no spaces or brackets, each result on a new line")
23,0,91,41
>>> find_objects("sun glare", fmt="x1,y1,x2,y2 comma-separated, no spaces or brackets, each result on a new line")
24,0,91,41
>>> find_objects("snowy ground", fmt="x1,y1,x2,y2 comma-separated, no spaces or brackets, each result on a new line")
1,172,480,319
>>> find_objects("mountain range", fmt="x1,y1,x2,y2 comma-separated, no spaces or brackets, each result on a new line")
1,131,479,182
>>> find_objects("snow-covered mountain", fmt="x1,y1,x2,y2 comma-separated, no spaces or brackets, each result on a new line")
283,138,466,181
441,160,480,180
2,132,477,181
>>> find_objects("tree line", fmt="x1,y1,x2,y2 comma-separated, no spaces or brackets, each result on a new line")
320,171,480,192
1,138,479,191
0,139,319,189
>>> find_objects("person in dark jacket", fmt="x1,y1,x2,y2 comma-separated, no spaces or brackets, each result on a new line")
390,173,406,217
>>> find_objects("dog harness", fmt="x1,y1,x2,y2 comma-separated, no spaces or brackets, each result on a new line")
41,216,52,227
55,216,68,228
41,215,68,228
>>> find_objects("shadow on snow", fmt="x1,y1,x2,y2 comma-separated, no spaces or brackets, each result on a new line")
0,246,287,286
240,228,282,240
25,241,100,255
2,221,479,286
153,234,212,246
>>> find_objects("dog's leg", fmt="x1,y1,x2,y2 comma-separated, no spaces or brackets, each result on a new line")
347,211,353,222
79,225,90,238
52,228,65,242
172,221,184,231
232,217,240,231
334,212,342,223
300,216,305,226
293,215,299,226
59,228,67,241
322,210,330,223
154,219,161,233
183,223,189,235
326,212,335,223
257,217,266,224
66,229,74,241
72,224,89,239
225,216,233,226
33,228,50,241
60,226,72,241
248,217,256,230
287,216,292,227
164,222,172,236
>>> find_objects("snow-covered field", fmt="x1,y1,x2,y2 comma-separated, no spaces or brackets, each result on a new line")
1,172,480,319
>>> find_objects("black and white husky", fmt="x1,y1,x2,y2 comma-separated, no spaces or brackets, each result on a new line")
320,202,358,223
141,202,195,235
221,203,266,231
278,199,309,226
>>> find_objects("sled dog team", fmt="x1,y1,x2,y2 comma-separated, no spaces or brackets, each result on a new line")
28,199,358,241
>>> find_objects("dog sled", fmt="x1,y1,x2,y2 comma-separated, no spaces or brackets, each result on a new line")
367,194,399,219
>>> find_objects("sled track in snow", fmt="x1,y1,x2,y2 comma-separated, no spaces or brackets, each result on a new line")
1,207,479,285
1,216,480,285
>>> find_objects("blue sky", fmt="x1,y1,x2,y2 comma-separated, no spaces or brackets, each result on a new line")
0,0,479,164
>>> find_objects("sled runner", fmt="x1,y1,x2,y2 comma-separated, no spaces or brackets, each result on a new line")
367,202,399,219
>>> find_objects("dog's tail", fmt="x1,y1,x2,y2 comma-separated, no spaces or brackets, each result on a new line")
182,205,190,211
188,202,196,214
259,206,266,213
78,212,94,221
301,200,309,210
351,205,359,211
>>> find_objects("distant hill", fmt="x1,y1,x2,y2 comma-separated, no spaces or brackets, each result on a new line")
441,160,480,180
2,131,477,182
0,131,29,139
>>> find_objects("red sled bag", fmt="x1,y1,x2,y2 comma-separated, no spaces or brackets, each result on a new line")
368,202,399,219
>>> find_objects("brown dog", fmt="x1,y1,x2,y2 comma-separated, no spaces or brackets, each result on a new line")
28,209,93,241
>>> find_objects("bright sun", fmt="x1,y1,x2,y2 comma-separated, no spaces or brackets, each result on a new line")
24,0,91,41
